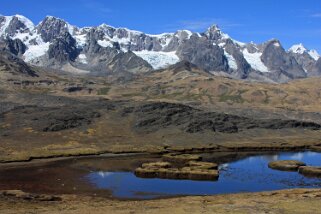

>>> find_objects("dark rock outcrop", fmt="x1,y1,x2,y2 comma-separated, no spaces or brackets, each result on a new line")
1,14,320,83
0,16,32,37
47,32,79,64
298,166,321,177
40,108,101,132
36,16,71,43
176,35,228,72
0,38,26,56
107,51,153,73
268,160,306,171
123,102,321,134
261,40,306,81
224,39,252,79
309,58,321,77
0,50,38,77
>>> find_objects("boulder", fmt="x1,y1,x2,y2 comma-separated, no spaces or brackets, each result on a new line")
187,161,218,170
142,161,172,169
135,159,219,181
162,154,202,163
268,160,306,171
298,166,321,177
135,167,219,181
0,190,61,201
310,146,321,153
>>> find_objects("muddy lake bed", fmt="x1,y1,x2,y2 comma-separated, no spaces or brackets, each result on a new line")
0,151,321,199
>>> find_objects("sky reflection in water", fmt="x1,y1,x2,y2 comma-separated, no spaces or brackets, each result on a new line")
85,152,321,199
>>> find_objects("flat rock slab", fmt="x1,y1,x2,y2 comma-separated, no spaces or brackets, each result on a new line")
0,190,61,201
162,154,202,163
268,160,306,171
135,159,219,181
310,146,321,152
135,167,219,181
299,166,321,177
142,162,172,169
187,161,218,170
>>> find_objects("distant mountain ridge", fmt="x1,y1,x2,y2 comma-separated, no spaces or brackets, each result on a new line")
0,14,320,83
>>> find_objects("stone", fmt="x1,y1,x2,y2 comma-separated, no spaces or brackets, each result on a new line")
298,166,321,177
187,161,218,170
135,159,219,181
141,162,172,169
268,160,306,171
162,154,202,163
135,167,219,181
310,146,321,153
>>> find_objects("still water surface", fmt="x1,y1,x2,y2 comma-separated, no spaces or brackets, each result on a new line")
0,152,320,199
85,152,321,199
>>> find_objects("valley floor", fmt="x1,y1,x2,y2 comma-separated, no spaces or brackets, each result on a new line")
1,63,321,213
1,189,321,214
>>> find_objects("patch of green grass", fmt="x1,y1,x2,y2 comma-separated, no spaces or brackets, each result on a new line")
206,95,214,104
97,87,110,95
187,93,203,100
263,90,270,104
121,92,144,97
219,94,244,103
219,90,247,104
153,92,184,100
238,89,249,94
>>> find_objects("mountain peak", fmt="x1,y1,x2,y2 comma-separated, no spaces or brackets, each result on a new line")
1,14,320,82
98,23,112,28
44,15,62,21
41,15,74,29
266,39,281,47
0,14,35,37
289,43,307,54
37,16,76,42
289,43,320,60
207,24,220,32
205,24,230,40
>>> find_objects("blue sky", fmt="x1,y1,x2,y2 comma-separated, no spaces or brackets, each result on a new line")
1,0,321,52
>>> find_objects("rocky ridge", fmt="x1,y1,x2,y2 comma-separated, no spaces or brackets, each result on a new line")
0,14,320,82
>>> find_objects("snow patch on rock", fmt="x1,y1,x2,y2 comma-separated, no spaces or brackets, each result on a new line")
23,41,50,62
289,44,307,54
0,16,13,35
224,50,238,70
243,49,269,72
308,50,320,61
74,34,87,47
289,44,320,61
77,54,88,64
97,39,113,48
15,15,35,31
133,50,180,69
273,41,281,47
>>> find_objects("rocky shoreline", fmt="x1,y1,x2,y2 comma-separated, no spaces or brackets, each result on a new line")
0,142,320,165
1,189,321,214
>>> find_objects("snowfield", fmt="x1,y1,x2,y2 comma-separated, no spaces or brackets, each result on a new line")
243,49,269,73
23,42,50,62
289,44,307,54
289,44,320,61
133,51,180,69
77,54,88,64
0,16,13,35
309,50,320,61
224,50,238,70
97,39,113,48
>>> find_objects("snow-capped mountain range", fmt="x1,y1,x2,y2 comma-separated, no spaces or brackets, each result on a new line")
0,14,320,82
